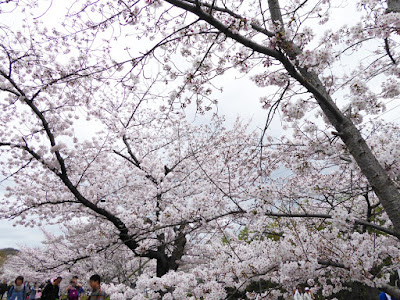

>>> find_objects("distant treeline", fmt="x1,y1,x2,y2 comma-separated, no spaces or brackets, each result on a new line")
0,248,19,269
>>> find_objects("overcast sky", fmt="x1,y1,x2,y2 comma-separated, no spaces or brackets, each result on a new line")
0,221,46,248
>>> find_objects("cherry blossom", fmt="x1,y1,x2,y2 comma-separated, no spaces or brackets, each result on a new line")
1,0,400,299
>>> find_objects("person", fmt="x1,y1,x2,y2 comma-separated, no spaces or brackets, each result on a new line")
41,277,62,300
25,282,31,300
66,281,79,300
303,287,313,300
29,284,39,300
34,289,41,300
35,285,43,300
87,275,107,300
69,277,83,300
7,276,27,300
293,285,303,300
0,280,8,300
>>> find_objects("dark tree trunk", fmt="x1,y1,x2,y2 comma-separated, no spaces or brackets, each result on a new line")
155,229,187,277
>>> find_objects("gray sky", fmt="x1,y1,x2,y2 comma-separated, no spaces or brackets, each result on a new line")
0,221,48,248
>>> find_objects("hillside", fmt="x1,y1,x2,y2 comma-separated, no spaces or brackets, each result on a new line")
0,248,19,268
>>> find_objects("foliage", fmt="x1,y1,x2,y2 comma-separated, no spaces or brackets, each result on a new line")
0,0,400,299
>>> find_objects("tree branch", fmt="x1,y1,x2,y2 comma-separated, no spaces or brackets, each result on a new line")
263,211,400,238
384,38,397,65
165,0,280,57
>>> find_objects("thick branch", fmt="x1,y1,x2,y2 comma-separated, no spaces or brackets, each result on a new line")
382,283,400,299
164,0,280,57
384,38,397,65
387,0,400,12
263,211,400,238
183,0,274,36
3,144,136,252
317,259,347,269
267,0,284,29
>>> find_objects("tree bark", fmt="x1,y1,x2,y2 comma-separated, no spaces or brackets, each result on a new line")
281,60,400,234
268,0,400,234
155,229,187,277
387,0,400,12
382,283,400,299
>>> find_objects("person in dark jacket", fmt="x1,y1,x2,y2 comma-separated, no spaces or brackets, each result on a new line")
0,280,8,300
41,278,62,300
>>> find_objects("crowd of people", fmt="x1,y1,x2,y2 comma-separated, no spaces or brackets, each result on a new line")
0,275,107,300
1,275,395,299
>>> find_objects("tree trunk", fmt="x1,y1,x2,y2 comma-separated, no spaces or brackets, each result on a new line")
155,230,187,277
156,254,170,277
288,63,400,234
387,0,400,12
269,0,400,235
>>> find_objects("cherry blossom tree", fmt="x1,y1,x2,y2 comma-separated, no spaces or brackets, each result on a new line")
36,0,400,235
1,228,148,287
109,0,400,233
6,119,400,299
0,5,268,285
1,0,400,299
